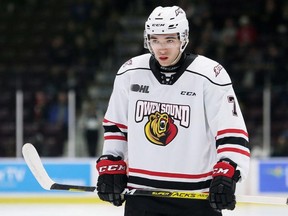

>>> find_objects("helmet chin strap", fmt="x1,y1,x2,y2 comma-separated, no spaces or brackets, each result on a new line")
170,39,188,66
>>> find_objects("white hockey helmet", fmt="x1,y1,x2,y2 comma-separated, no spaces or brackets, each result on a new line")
144,6,189,53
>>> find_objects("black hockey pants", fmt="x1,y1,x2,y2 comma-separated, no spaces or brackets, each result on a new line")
124,196,222,216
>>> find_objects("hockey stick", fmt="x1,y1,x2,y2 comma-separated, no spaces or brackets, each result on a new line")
22,143,288,205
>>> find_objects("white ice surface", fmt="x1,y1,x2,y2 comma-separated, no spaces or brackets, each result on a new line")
1,203,288,216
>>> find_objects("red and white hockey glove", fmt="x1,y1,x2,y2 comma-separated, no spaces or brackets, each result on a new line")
209,159,240,211
96,155,127,206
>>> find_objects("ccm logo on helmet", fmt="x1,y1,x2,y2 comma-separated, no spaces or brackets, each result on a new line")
98,164,126,173
152,24,165,27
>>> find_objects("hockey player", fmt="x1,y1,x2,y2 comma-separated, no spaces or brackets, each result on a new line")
96,6,250,216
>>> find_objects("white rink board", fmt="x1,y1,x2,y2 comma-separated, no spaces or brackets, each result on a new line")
0,203,287,216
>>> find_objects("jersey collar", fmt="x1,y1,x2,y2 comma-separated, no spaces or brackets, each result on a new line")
149,53,197,85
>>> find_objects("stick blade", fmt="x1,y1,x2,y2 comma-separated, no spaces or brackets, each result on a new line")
22,143,55,190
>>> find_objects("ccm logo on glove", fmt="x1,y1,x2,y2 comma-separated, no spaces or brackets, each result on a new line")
98,164,126,173
212,161,235,178
97,158,126,175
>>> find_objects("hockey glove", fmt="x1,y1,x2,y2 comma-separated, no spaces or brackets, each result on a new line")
209,158,240,211
96,155,128,206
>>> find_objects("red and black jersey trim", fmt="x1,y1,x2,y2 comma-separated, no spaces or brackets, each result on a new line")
103,125,127,140
128,176,212,191
103,119,128,141
216,137,249,149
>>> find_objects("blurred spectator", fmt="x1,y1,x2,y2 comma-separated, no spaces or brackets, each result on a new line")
72,34,89,66
263,42,287,86
69,0,94,22
48,35,74,66
33,90,49,123
271,130,288,157
79,101,103,157
47,91,68,128
236,15,258,46
240,46,264,88
220,18,237,45
45,91,69,156
194,21,217,57
258,0,283,38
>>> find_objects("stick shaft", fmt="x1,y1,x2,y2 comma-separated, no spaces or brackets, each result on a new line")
22,143,288,206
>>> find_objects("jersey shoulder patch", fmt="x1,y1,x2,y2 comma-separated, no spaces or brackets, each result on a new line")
187,55,231,85
117,53,151,75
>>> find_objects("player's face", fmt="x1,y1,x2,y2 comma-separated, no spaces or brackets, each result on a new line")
149,34,181,66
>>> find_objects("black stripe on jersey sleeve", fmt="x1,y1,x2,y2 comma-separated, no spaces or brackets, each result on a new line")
128,176,212,191
104,125,127,139
104,125,122,133
216,136,249,149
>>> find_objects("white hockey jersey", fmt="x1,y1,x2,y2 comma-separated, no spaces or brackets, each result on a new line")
102,53,250,192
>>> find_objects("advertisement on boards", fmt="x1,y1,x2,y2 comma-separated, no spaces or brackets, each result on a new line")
0,160,92,193
259,159,288,193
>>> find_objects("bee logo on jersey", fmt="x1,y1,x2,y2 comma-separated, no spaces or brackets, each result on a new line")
144,111,178,146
